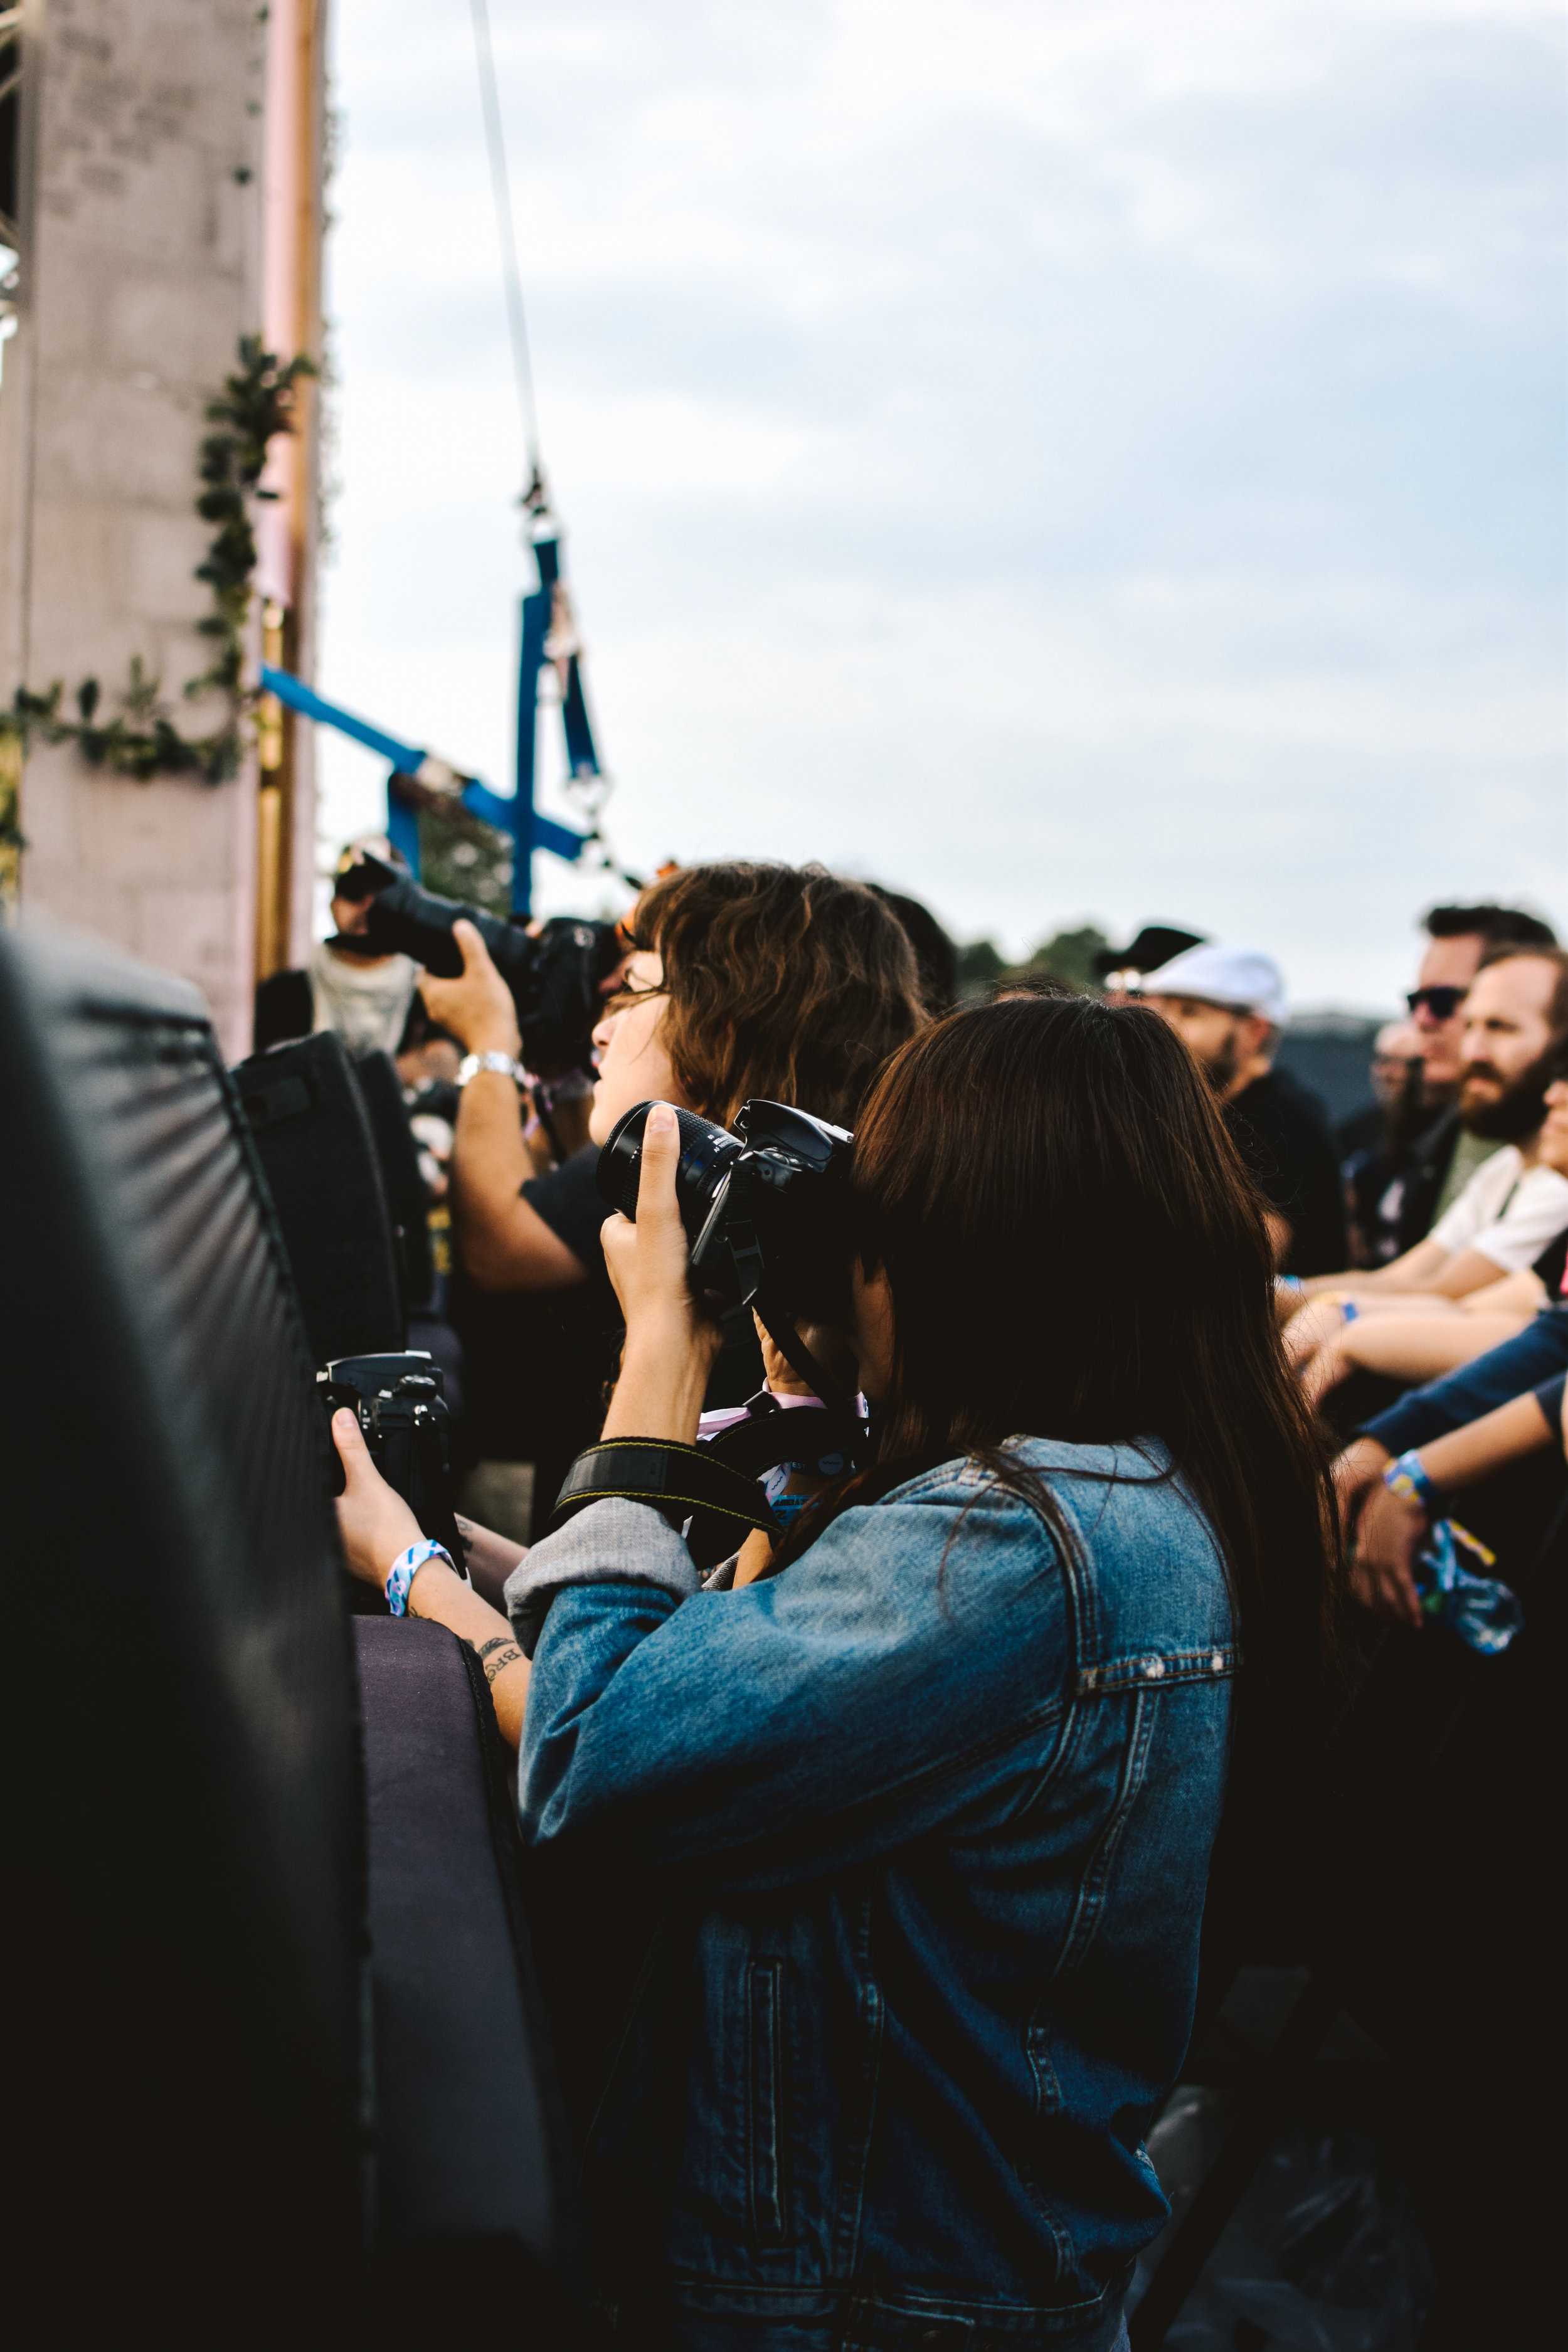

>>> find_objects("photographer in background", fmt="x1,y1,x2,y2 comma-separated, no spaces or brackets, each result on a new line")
424,861,928,1524
253,836,423,1057
425,861,928,1306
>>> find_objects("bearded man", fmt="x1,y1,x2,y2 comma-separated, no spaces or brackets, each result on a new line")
1280,947,1568,1315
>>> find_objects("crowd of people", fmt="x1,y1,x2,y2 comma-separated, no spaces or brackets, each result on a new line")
257,858,1562,2350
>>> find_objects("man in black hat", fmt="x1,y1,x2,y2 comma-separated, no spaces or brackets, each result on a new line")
1092,924,1205,1002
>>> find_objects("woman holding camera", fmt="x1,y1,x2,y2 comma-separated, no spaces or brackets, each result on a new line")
424,859,927,1296
418,991,1333,2350
426,860,928,1528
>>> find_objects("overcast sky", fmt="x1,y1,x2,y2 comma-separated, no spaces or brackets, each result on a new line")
319,0,1566,1011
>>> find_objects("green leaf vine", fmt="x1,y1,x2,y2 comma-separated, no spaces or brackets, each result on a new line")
3,336,315,788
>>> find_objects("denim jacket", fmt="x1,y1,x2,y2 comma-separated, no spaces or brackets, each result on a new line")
507,1441,1235,2352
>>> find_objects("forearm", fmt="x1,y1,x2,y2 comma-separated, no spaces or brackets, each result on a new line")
1414,1390,1559,1496
406,1559,531,1749
600,1321,720,1444
1342,1313,1532,1386
451,1076,587,1291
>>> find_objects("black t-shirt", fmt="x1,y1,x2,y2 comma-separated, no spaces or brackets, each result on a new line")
523,1144,764,1409
1224,1067,1348,1277
524,1144,616,1276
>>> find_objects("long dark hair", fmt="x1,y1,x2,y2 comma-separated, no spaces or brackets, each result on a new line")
776,993,1340,1714
628,862,928,1131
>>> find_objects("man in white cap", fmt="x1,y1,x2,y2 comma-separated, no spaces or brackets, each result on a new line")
1140,942,1347,1274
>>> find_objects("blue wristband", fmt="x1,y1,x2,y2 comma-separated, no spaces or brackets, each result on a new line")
1384,1450,1437,1511
1277,1276,1303,1296
386,1538,453,1617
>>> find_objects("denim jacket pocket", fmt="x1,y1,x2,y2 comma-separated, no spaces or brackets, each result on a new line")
747,1958,792,2244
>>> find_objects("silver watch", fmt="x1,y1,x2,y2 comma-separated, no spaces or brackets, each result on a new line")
457,1050,526,1088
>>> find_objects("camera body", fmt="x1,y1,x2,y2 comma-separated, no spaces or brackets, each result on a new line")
598,1099,856,1323
339,854,622,1074
317,1350,465,1568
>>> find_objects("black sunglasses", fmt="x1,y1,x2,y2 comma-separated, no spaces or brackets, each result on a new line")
1407,985,1467,1020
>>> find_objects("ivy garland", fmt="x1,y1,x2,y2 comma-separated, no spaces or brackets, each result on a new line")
3,336,314,790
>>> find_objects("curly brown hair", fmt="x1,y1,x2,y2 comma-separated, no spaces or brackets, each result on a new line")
627,862,928,1130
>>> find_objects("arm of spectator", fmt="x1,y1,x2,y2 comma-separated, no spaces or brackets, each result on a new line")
331,1411,531,1748
1303,1308,1539,1407
1350,1384,1562,1627
1291,1236,1452,1306
1422,1245,1528,1301
1459,1266,1549,1318
416,923,591,1291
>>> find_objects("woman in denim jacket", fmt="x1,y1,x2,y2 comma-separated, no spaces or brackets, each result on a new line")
336,995,1336,2349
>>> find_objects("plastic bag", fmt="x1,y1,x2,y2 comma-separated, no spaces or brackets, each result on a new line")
1130,2088,1431,2350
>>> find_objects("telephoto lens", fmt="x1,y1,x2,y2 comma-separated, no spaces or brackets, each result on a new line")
346,854,621,1072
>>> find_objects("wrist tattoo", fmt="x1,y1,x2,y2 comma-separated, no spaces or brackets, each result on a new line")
474,1636,514,1663
482,1645,523,1686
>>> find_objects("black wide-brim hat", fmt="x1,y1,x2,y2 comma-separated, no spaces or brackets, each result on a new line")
1091,924,1206,980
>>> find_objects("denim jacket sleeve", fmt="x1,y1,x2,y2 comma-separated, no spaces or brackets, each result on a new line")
507,1485,1075,1885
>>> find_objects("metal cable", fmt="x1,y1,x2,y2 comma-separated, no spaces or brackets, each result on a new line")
469,0,542,474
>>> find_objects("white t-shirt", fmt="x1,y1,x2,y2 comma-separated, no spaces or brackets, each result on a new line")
1428,1144,1568,1273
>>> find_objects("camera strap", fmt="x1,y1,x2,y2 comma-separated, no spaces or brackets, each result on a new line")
552,1439,779,1538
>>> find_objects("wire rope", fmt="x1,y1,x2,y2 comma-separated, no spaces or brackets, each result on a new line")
469,0,542,476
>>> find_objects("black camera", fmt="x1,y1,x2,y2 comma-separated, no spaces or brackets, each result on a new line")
317,1350,465,1571
597,1099,856,1325
339,854,622,1074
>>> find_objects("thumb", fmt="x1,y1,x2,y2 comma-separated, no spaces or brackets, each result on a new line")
636,1101,684,1231
331,1406,373,1478
451,917,485,974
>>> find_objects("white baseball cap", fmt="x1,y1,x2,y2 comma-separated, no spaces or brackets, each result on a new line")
1137,943,1288,1029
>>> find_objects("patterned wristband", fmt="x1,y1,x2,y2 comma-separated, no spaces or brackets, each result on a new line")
386,1539,454,1617
1383,1450,1437,1510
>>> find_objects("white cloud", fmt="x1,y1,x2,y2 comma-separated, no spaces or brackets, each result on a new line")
319,0,1567,1008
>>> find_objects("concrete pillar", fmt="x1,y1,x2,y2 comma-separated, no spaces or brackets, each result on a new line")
0,0,273,1056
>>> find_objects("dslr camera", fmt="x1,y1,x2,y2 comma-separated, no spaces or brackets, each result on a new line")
336,852,623,1074
598,1099,856,1327
318,1350,466,1572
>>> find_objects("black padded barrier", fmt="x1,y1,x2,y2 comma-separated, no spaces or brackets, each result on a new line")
231,1026,405,1363
0,922,366,2333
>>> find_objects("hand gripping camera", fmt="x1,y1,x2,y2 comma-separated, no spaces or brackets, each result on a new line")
597,1098,857,1330
317,1350,466,1582
549,1102,864,1557
336,854,623,1076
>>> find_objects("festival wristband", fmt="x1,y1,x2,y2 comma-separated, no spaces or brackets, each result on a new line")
1276,1276,1303,1296
1383,1451,1437,1511
386,1538,455,1617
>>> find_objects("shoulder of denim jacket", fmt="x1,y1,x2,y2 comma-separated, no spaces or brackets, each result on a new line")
1075,1644,1242,1697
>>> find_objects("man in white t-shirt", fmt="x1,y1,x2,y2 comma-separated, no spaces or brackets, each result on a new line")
1280,948,1568,1321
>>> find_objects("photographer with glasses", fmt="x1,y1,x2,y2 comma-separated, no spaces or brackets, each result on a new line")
359,992,1332,2352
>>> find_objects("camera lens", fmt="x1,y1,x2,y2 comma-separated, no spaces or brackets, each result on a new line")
597,1101,743,1238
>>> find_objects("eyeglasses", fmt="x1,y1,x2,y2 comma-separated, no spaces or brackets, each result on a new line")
1406,985,1467,1020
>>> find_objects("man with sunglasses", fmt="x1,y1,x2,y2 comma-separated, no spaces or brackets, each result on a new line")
1283,945,1568,1320
1387,904,1557,1250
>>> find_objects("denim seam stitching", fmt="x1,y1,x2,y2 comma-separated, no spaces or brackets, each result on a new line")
1055,1685,1159,1979
830,1888,885,2280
